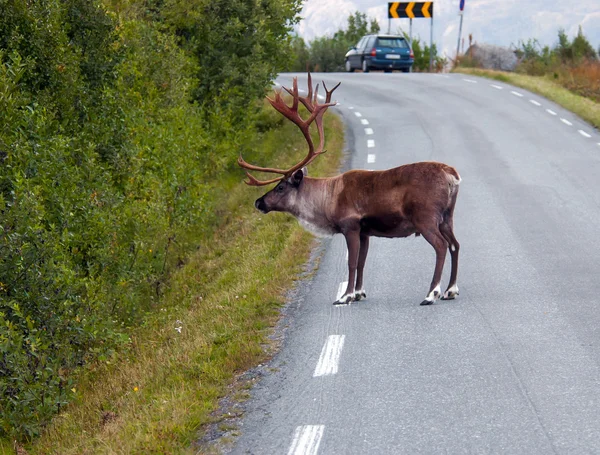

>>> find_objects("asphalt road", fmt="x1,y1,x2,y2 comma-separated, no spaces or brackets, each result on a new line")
226,72,600,454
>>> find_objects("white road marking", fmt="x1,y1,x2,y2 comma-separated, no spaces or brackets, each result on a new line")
561,118,572,126
314,336,346,377
365,128,374,135
354,112,362,117
336,282,348,301
288,425,325,455
511,91,524,97
578,130,591,138
317,94,325,101
368,154,376,163
463,78,477,83
298,89,306,94
348,106,354,110
491,84,503,90
530,100,541,106
361,119,369,125
546,109,557,116
367,139,375,148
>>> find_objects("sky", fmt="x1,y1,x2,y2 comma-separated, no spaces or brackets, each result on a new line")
295,0,600,60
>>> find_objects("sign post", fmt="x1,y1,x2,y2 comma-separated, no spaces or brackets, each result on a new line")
456,0,465,61
388,2,435,71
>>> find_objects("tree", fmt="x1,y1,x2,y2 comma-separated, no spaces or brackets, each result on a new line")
571,26,597,60
286,35,310,72
160,0,302,111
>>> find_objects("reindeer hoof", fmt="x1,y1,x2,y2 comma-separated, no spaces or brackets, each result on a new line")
354,290,367,301
334,294,353,306
441,286,459,300
420,299,434,306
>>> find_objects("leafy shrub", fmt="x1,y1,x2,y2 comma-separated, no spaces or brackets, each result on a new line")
1,0,298,440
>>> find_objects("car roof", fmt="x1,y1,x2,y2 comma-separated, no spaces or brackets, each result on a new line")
366,34,406,39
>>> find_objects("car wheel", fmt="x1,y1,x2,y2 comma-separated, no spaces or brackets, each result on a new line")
345,60,354,73
362,59,370,73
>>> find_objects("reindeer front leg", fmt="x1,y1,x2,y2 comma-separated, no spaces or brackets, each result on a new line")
334,230,360,305
353,233,369,301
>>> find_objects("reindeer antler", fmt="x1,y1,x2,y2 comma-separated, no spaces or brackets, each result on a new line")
238,73,340,186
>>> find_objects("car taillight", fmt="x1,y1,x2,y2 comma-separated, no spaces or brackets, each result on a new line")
370,48,377,57
410,49,414,59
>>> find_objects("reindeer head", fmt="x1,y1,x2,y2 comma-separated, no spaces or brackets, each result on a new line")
238,73,340,214
253,168,306,214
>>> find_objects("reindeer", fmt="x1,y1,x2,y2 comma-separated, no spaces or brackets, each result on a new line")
238,74,461,306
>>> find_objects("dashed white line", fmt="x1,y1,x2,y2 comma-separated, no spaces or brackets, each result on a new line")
546,109,557,116
463,79,477,83
365,128,374,135
511,91,524,97
314,335,345,377
530,100,541,106
288,425,324,455
367,154,376,163
578,130,591,138
367,139,375,148
361,119,369,125
317,94,325,101
348,106,354,110
561,118,572,126
491,84,503,90
354,112,362,117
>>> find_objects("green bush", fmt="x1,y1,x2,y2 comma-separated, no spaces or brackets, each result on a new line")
1,0,299,440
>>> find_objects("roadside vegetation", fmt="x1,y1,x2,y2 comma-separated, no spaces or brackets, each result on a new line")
286,12,446,73
455,27,600,127
0,0,334,446
4,102,344,455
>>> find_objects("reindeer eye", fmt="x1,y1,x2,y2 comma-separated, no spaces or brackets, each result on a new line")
276,185,284,193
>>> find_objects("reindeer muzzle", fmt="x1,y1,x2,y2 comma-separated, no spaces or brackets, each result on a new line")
255,197,269,214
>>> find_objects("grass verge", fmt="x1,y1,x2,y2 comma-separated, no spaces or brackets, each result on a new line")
5,104,345,455
454,67,600,129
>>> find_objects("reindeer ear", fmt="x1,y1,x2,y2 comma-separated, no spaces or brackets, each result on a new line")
292,168,305,186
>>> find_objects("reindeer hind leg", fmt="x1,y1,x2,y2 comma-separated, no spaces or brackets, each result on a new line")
439,222,459,300
440,191,460,300
417,225,448,306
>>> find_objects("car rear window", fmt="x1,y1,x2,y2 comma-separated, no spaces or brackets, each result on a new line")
376,38,408,48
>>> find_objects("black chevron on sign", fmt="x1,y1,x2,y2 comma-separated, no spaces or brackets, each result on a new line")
397,3,409,17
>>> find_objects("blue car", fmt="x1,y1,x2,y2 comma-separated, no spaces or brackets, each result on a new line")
345,34,414,73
